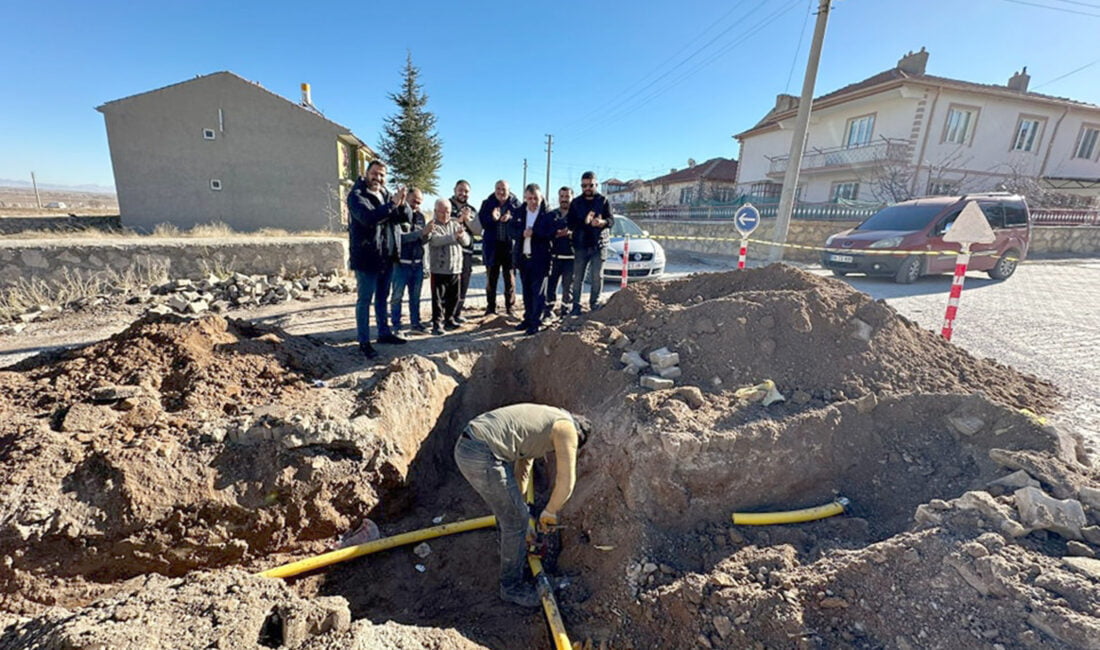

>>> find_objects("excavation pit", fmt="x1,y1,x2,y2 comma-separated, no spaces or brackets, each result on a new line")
2,265,1098,649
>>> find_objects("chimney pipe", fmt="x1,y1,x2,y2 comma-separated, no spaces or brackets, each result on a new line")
301,82,312,106
1007,67,1030,92
897,46,929,75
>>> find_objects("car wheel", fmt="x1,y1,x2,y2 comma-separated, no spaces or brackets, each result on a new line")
830,270,848,277
893,255,922,284
988,249,1020,280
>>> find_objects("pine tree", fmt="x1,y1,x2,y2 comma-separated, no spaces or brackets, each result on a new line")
378,53,443,194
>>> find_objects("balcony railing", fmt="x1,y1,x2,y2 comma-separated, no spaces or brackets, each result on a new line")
769,139,911,175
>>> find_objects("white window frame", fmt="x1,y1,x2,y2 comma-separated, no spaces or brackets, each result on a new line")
844,114,875,148
927,180,958,196
831,181,859,202
942,104,979,146
210,179,223,191
1011,115,1045,153
203,128,216,140
1074,124,1100,160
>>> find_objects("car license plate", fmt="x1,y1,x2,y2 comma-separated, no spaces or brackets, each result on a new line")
628,262,647,270
829,254,854,263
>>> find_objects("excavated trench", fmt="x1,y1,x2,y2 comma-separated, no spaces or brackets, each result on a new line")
2,265,1097,650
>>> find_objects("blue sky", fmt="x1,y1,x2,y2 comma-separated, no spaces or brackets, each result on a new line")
2,0,1098,200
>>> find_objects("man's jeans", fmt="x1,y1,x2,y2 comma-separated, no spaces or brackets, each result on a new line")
355,267,393,345
571,247,604,310
454,435,528,591
546,256,574,316
390,262,424,329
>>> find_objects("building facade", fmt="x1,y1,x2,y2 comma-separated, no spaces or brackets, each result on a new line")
97,72,375,233
734,49,1100,207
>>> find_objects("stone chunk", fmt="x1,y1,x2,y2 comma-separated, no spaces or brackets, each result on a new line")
988,470,1040,491
1015,486,1087,540
620,350,648,369
641,376,674,390
167,294,190,312
947,414,986,437
1062,556,1100,580
658,366,682,379
1079,487,1100,512
62,402,119,433
849,318,873,342
186,300,209,314
90,385,146,402
712,616,732,640
648,347,680,369
671,386,705,409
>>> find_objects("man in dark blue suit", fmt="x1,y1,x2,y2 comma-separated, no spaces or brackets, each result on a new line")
477,180,521,317
510,184,555,335
346,160,410,359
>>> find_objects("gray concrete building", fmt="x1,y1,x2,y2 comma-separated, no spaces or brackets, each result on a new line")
97,71,375,233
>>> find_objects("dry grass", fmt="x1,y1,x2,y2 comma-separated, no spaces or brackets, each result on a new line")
0,258,169,321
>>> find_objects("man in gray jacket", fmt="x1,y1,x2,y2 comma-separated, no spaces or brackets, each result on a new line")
425,198,471,335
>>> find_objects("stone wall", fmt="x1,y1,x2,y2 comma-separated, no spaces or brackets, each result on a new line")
0,215,122,235
639,219,1100,262
0,237,347,289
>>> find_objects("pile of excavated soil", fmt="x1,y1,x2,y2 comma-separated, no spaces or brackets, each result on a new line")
2,264,1098,649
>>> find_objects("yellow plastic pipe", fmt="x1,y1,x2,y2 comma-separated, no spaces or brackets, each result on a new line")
731,497,850,526
524,473,573,650
257,515,497,579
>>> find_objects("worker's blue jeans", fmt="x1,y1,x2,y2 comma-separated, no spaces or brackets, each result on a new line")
454,434,529,592
354,268,393,345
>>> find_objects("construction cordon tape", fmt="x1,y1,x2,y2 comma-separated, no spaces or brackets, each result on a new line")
646,233,1023,262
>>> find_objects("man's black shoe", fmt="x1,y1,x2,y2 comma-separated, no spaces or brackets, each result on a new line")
514,321,529,331
570,305,582,316
453,315,467,324
359,343,379,360
444,320,460,330
484,307,496,316
377,333,407,345
523,327,539,336
432,325,444,336
412,323,429,332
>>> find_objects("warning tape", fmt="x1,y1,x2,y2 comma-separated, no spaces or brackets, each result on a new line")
647,233,1020,261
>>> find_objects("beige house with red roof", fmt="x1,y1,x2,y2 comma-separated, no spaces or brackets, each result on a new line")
613,157,738,209
734,48,1100,206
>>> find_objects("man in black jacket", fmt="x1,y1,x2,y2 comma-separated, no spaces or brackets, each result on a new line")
544,186,575,321
566,171,614,315
346,160,410,359
509,183,555,335
477,180,521,317
449,180,481,323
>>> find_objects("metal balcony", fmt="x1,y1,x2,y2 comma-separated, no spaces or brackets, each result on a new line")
768,139,911,176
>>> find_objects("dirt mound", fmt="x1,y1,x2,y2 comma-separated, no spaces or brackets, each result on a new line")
1,265,1097,649
597,264,1058,412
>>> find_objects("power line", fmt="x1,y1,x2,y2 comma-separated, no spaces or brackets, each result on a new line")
1049,0,1100,9
785,0,814,93
1031,55,1100,89
998,0,1100,17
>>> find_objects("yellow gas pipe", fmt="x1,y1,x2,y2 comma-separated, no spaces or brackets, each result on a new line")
257,515,496,579
731,497,850,526
525,477,573,650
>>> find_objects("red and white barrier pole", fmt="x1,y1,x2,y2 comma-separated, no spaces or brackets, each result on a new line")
941,244,971,340
620,235,630,289
737,238,748,270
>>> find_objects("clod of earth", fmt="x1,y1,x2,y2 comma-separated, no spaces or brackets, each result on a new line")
1,264,1097,649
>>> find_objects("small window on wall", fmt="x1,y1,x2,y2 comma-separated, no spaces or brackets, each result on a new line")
203,128,216,140
927,180,958,196
210,179,222,191
844,114,875,148
832,181,859,202
1012,117,1044,152
1075,125,1099,160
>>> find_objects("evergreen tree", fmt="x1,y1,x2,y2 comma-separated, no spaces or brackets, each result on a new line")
378,53,443,194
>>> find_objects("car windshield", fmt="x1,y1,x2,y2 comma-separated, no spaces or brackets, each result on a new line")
857,203,948,232
611,216,645,237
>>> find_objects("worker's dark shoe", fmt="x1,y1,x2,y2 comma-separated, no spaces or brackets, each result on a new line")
359,343,379,360
377,333,407,345
500,584,540,608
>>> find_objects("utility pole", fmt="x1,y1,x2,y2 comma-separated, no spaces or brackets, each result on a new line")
545,134,553,195
522,158,528,188
30,171,42,209
769,0,832,263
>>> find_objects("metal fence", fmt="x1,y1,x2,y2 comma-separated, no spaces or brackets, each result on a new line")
1030,209,1100,226
624,205,1100,226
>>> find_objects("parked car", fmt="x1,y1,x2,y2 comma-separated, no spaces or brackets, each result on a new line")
822,193,1031,283
601,215,666,282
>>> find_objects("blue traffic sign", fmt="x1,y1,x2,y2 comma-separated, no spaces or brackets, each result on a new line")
734,203,760,235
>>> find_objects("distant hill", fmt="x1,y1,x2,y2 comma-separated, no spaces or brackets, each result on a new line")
0,179,116,195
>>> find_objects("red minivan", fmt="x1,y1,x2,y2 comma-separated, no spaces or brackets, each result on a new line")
822,192,1031,283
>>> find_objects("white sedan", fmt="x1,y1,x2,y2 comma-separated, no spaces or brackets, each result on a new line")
601,215,666,282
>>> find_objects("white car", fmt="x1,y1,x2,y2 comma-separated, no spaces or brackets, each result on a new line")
601,215,666,282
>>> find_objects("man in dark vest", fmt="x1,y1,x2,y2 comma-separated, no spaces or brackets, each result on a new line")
346,160,410,359
454,403,591,608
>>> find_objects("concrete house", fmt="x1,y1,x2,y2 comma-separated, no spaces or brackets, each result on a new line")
97,71,375,232
734,49,1100,206
636,157,740,208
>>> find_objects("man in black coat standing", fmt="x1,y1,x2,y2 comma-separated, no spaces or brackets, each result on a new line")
477,180,521,317
346,160,410,359
567,171,614,315
509,183,555,335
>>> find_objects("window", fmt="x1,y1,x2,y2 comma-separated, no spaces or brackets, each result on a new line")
844,114,875,148
1075,125,1099,160
749,182,781,200
943,106,978,145
679,187,695,204
1012,117,1044,152
832,181,859,202
203,128,216,140
210,179,222,191
1002,201,1028,227
927,180,958,196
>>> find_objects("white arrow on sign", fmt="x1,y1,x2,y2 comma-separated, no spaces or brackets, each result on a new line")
944,200,996,245
735,203,760,234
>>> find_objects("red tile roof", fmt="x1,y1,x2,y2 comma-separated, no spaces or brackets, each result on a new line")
646,157,739,185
